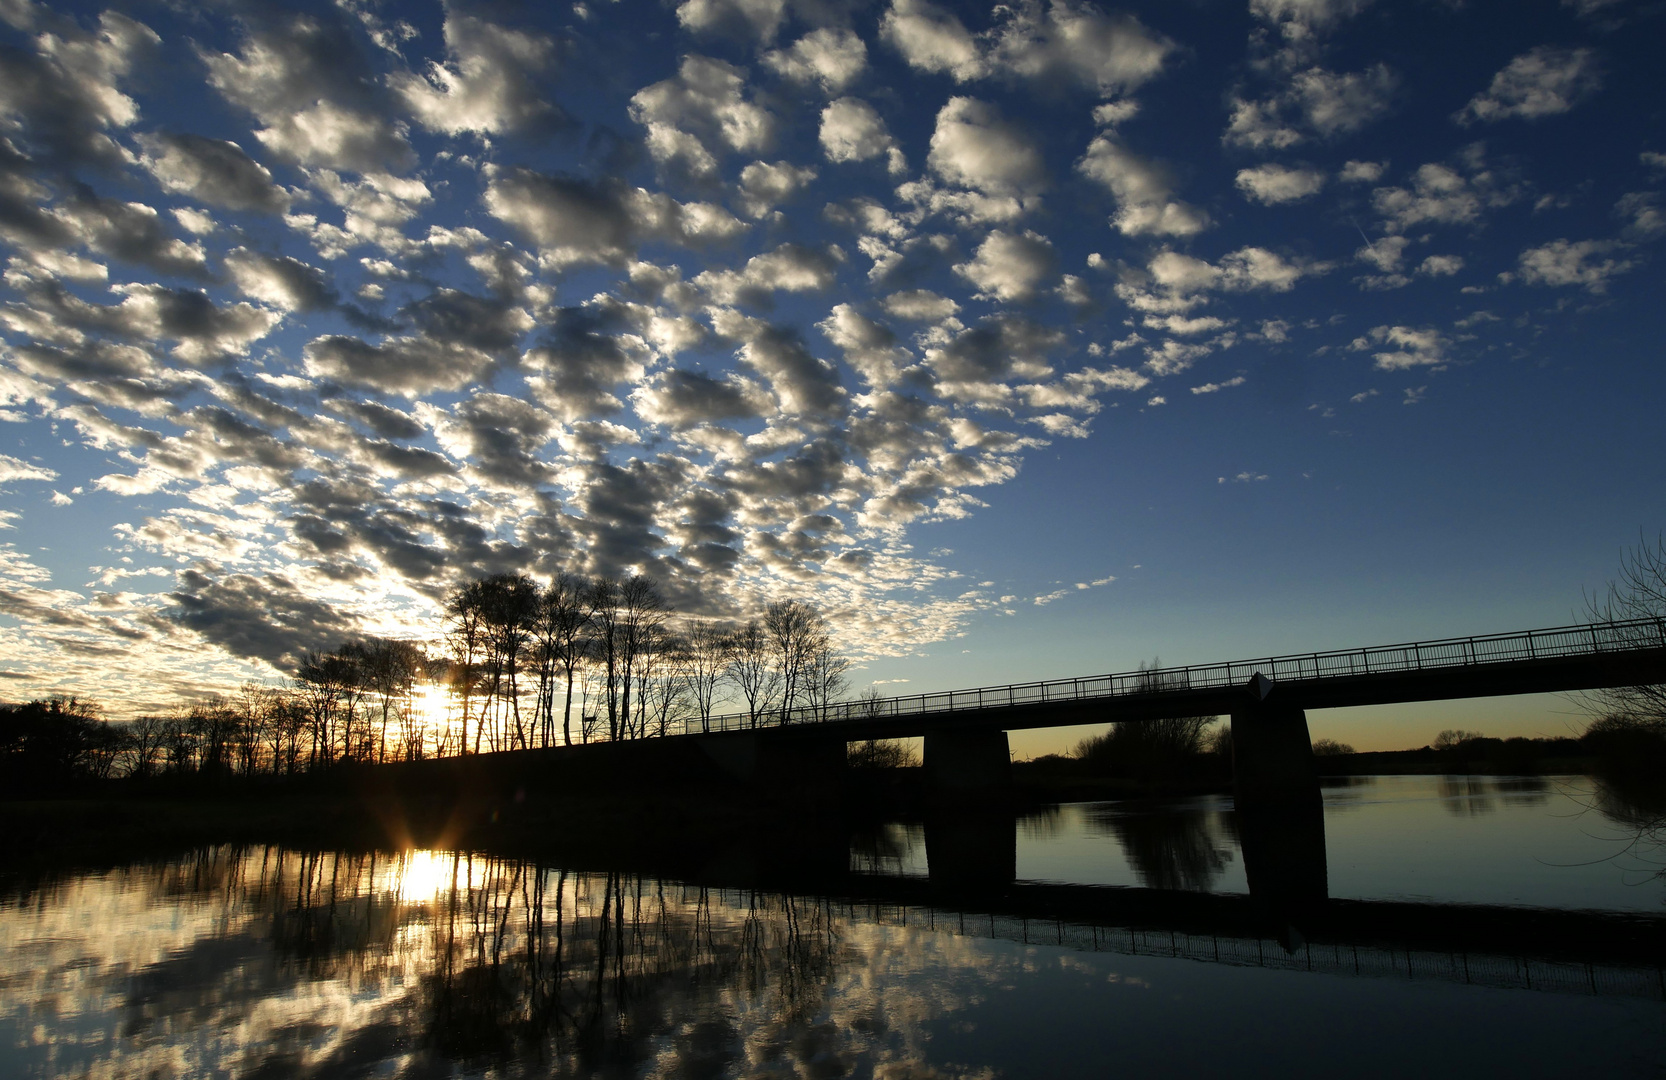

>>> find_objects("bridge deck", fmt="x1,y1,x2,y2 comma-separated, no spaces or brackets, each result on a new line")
675,618,1666,739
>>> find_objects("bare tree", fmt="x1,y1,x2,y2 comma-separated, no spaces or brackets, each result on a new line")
1585,534,1666,725
802,643,850,720
616,575,669,739
361,639,423,762
534,572,589,747
724,619,779,728
682,619,731,732
586,576,623,740
444,580,487,754
764,600,828,723
127,713,167,778
479,574,539,750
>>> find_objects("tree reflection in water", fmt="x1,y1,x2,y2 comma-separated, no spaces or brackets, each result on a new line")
3,847,999,1079
1080,800,1238,892
1437,775,1551,817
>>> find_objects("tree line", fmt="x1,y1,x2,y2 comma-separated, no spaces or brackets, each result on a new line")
0,573,854,787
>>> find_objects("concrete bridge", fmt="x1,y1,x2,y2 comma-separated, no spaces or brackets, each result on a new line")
679,617,1666,807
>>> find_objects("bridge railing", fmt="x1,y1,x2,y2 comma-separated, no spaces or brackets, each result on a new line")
671,617,1666,737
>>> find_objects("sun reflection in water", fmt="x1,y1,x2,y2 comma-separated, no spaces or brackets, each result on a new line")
392,849,452,903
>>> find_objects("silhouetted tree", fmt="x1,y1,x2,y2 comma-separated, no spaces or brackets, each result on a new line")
479,574,539,750
360,639,423,762
0,697,115,792
586,576,624,740
445,580,487,754
1585,534,1666,729
126,713,167,778
682,619,730,732
724,619,779,728
534,573,589,747
1075,660,1217,782
616,575,669,739
764,600,826,723
802,643,849,720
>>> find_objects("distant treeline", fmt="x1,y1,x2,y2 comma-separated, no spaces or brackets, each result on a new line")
1,572,864,791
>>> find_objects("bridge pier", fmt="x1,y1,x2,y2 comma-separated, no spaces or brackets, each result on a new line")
1230,699,1320,810
923,729,1012,796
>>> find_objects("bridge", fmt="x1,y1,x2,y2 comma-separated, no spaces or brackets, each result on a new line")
671,617,1666,806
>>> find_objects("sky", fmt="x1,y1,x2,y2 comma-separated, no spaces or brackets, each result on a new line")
0,0,1661,753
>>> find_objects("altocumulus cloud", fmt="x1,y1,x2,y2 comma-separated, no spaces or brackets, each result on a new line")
0,0,1655,714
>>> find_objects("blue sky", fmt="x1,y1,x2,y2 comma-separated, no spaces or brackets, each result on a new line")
0,0,1661,751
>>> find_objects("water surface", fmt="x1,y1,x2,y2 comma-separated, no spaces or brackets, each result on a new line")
3,775,1663,1078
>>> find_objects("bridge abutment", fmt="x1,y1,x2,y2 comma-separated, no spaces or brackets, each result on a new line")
923,729,1013,796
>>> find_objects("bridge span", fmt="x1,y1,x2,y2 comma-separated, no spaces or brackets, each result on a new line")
675,618,1666,805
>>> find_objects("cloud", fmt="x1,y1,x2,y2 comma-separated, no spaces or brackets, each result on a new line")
523,301,652,420
735,322,846,416
135,132,291,213
168,568,356,671
881,0,1173,95
928,97,1046,198
1225,65,1397,149
1148,246,1318,294
1077,135,1209,235
48,194,209,278
633,368,771,428
201,12,414,173
1456,46,1602,125
0,453,56,483
1250,0,1375,38
223,248,336,312
1371,158,1520,233
986,1,1173,96
881,289,959,321
737,160,817,218
818,303,912,389
820,98,902,171
390,14,561,136
303,333,499,396
1615,192,1664,240
1235,163,1326,205
1351,324,1449,370
954,229,1056,302
1514,238,1634,293
1339,159,1385,183
0,10,159,167
880,0,986,81
694,243,840,306
1418,254,1463,277
763,28,867,93
485,168,745,270
630,54,775,179
676,0,789,42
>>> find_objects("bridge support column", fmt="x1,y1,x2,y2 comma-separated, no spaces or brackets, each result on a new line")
1230,701,1320,810
1230,695,1327,938
923,729,1012,796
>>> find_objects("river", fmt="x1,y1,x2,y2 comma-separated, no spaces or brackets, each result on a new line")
3,774,1663,1077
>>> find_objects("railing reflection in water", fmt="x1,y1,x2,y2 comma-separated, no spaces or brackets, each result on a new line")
4,835,1664,1079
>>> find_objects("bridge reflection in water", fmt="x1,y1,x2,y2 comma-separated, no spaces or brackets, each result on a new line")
6,809,1663,1080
